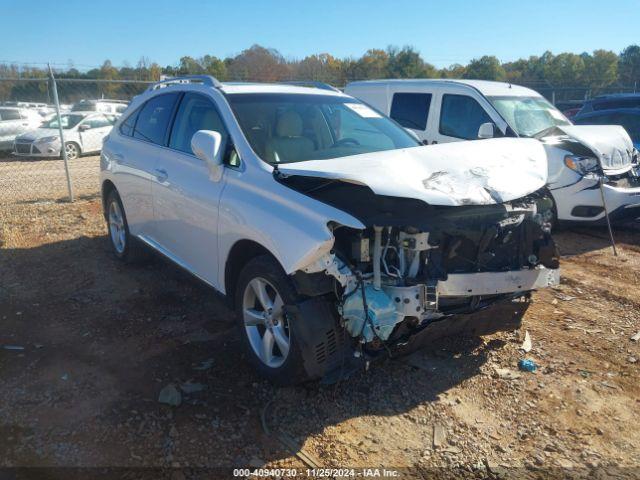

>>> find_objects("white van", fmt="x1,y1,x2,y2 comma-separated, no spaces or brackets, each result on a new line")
346,79,640,225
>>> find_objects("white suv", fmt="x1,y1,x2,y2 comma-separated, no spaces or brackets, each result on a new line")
101,76,560,384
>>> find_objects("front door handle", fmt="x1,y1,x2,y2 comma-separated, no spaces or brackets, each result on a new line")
155,168,168,182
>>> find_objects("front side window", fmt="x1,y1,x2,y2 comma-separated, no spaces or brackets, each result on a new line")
488,96,570,137
227,93,419,164
42,114,85,129
169,93,228,155
390,93,431,130
133,93,180,145
439,94,493,140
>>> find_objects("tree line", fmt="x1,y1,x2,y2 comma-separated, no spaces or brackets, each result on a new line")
3,43,640,92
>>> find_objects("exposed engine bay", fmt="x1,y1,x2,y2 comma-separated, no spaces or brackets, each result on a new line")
283,175,560,354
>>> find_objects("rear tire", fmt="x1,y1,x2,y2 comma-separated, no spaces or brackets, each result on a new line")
105,189,148,263
235,255,309,385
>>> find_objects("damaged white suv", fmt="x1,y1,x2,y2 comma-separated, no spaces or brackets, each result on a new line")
101,76,560,384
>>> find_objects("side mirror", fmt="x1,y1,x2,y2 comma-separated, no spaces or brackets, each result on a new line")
477,122,495,139
191,130,223,181
78,124,91,131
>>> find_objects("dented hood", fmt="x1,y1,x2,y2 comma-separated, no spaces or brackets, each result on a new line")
557,125,634,173
277,138,547,207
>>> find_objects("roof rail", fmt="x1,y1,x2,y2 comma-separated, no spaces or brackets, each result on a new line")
147,75,222,92
281,81,341,92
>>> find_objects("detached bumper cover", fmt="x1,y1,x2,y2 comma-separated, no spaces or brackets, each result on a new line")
437,268,560,297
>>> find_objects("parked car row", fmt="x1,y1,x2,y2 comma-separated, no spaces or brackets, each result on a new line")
0,99,128,158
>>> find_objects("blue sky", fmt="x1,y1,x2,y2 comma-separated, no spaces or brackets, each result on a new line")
2,0,640,69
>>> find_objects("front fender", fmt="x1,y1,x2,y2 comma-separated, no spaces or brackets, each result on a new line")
217,168,364,292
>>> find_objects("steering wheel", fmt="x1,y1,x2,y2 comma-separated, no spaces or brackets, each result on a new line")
333,137,361,147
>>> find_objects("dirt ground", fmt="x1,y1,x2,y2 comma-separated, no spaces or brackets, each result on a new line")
1,156,639,478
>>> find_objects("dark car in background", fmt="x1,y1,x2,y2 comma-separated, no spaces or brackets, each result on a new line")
578,93,640,115
573,108,640,150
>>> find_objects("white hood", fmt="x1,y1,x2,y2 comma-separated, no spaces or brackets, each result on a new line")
558,125,634,174
278,138,548,207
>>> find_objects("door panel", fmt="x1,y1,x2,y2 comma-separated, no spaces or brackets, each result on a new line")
151,92,230,286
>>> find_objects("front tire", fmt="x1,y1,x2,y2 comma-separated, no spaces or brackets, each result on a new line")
64,142,80,160
235,255,308,385
105,189,148,263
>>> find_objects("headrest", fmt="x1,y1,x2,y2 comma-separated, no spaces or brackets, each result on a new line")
276,110,303,137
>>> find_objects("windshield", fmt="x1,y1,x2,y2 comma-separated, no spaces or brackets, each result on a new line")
488,96,571,137
42,114,85,129
226,93,419,164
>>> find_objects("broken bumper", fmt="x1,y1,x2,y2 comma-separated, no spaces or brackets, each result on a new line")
437,268,560,297
554,174,640,223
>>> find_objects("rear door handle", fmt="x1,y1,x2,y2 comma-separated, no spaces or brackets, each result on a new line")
155,168,168,182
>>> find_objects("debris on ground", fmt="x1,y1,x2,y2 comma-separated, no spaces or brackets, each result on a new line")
631,331,640,342
180,382,205,394
518,358,538,372
158,384,182,407
432,423,447,448
193,358,214,371
493,366,522,380
520,330,532,352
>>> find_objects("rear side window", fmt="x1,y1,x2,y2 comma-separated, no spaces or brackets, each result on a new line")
439,94,492,140
169,93,228,155
0,109,21,120
133,93,180,145
390,93,431,130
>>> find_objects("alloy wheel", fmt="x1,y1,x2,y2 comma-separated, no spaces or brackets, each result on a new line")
242,277,290,368
65,143,79,160
108,200,126,254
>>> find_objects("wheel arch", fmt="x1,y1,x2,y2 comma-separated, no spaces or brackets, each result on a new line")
101,179,117,219
224,239,282,307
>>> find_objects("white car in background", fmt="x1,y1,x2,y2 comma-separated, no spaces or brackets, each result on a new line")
13,111,117,160
0,107,43,151
72,99,129,115
346,79,640,225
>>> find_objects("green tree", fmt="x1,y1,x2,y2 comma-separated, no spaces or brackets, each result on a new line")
355,49,389,80
463,56,506,81
619,45,640,86
583,50,618,89
386,46,435,78
542,52,585,86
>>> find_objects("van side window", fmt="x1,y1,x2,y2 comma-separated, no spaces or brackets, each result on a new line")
390,93,431,130
439,94,492,140
169,93,229,156
133,93,180,145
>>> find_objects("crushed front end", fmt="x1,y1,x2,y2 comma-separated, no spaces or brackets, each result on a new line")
283,176,560,378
